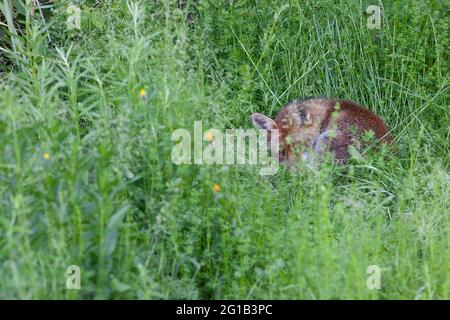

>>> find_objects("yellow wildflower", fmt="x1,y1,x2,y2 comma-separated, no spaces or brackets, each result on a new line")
212,183,221,192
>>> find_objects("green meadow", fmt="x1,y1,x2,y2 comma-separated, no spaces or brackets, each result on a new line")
0,0,448,299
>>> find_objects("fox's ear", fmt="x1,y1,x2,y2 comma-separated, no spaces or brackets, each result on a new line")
297,109,312,125
251,113,277,130
304,111,312,125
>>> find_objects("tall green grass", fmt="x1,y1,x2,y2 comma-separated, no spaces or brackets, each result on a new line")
0,0,448,299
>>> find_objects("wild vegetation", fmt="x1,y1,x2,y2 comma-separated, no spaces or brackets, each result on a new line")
0,0,448,299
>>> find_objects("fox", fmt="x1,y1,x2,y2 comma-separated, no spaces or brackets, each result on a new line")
251,98,393,164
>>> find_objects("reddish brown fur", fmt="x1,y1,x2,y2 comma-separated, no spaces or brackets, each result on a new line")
252,98,393,164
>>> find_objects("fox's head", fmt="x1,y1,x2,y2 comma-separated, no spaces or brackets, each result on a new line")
251,101,316,163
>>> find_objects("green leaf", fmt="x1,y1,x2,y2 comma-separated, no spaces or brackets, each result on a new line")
107,204,130,230
105,229,118,255
11,0,26,16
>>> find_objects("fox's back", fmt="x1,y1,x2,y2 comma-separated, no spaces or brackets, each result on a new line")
320,99,393,143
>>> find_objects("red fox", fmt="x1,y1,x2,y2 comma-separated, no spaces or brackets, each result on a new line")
251,98,393,164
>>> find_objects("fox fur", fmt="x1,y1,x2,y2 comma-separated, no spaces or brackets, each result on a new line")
251,98,393,164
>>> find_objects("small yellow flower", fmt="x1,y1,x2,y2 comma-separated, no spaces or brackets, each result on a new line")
212,183,221,192
43,152,50,160
139,88,147,98
205,131,215,142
